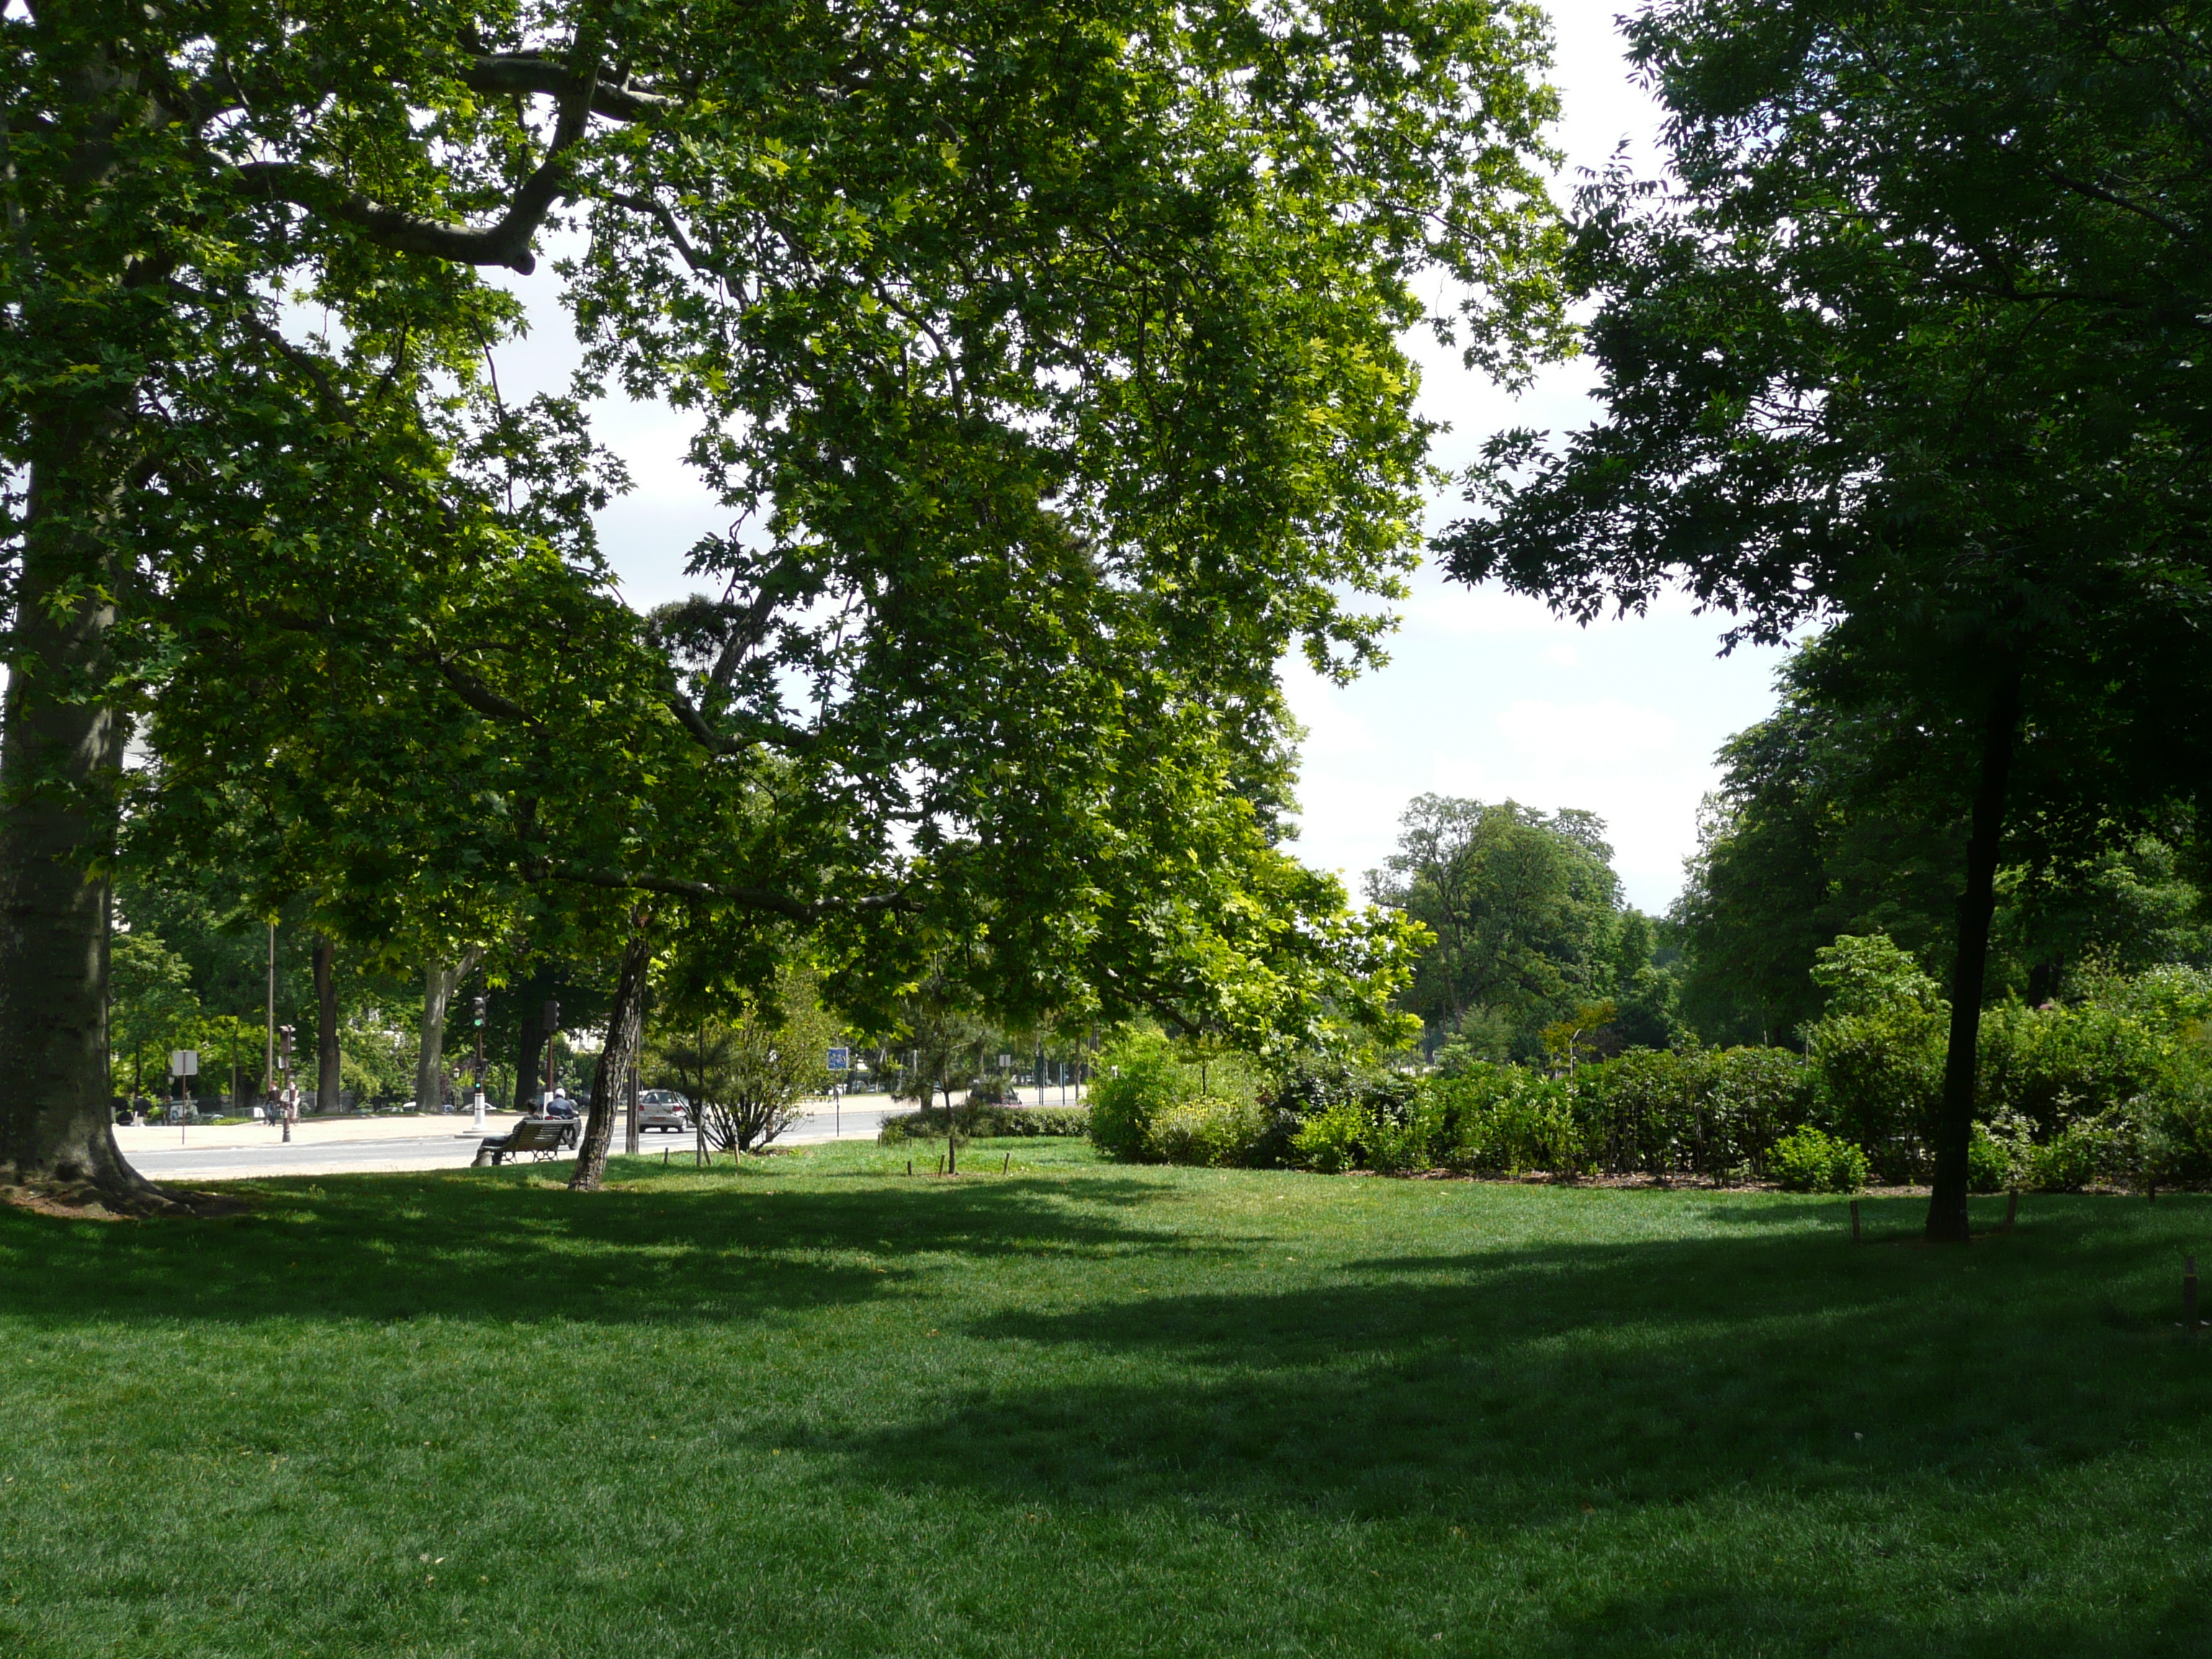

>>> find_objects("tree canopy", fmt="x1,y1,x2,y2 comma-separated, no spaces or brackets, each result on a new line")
1365,793,1666,1058
1,0,1568,1206
1673,633,2211,1045
1434,0,2212,1238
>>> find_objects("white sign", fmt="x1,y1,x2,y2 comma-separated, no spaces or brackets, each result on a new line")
168,1050,199,1077
826,1046,850,1072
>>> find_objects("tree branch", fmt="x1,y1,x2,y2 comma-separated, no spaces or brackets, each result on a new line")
549,864,914,920
235,34,608,274
665,685,817,755
602,190,716,276
460,54,674,122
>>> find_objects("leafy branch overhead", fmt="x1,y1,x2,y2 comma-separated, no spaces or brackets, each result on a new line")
2,0,1570,1200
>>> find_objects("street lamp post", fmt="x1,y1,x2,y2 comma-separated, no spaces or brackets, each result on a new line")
470,992,488,1132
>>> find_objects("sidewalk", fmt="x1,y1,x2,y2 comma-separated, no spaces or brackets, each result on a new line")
114,1111,517,1155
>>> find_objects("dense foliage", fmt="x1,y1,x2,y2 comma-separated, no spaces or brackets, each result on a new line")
1367,794,1676,1057
1671,632,2211,1043
1091,934,2212,1195
1436,0,2212,1238
1,0,1566,1205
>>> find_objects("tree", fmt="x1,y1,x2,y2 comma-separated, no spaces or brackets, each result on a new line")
107,930,202,1105
1439,0,2212,1240
415,950,485,1113
647,970,838,1157
1366,794,1642,1056
4,0,1568,1210
884,973,1002,1175
1672,631,2209,1043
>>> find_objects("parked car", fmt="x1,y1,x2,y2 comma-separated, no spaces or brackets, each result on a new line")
638,1089,690,1133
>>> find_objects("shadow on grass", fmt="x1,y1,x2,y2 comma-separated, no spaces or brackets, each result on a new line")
804,1194,2212,1527
0,1161,1236,1328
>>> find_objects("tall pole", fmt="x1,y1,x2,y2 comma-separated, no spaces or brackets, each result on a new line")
471,989,487,1132
624,1053,639,1156
264,923,276,1112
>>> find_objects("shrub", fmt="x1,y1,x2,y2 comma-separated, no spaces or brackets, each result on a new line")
1262,1050,1424,1172
878,1105,1089,1145
1802,934,1947,1181
1087,1032,1187,1161
1769,1126,1867,1194
1417,1065,1585,1175
1291,1101,1372,1173
1967,1122,2012,1193
1970,1107,2036,1193
1145,1094,1266,1167
1977,1001,2168,1134
1568,1046,1814,1181
1807,1007,1943,1182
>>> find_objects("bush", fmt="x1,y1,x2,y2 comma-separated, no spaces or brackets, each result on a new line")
1575,1046,1815,1181
1290,1101,1371,1173
878,1105,1089,1145
1967,1122,2012,1194
1412,1064,1585,1176
1977,1001,2169,1134
1769,1127,1867,1193
1261,1050,1422,1172
1087,1032,1187,1161
1808,1007,1943,1182
1147,1094,1267,1166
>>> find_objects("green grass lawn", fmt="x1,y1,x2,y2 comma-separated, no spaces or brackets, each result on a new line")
3,1141,2209,1658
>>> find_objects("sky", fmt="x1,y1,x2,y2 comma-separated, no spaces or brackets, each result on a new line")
492,4,1790,914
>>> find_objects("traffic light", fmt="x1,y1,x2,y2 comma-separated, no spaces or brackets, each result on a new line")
542,998,560,1031
472,994,486,1028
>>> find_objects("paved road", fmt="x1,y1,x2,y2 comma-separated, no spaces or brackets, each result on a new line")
122,1099,913,1182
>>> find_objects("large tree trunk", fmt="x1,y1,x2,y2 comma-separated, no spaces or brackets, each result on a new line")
0,406,172,1211
415,948,484,1112
570,922,655,1191
313,935,341,1113
1925,668,2023,1244
512,968,552,1115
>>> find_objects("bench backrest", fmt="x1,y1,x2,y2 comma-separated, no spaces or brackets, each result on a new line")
511,1119,570,1150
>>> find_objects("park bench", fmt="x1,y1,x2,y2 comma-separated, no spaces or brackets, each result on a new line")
471,1118,577,1167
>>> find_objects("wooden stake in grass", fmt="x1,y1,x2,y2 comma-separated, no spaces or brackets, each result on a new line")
1850,1199,1861,1244
1002,1152,1010,1175
906,1159,912,1177
2002,1189,2018,1231
937,1155,945,1177
2188,1255,2199,1331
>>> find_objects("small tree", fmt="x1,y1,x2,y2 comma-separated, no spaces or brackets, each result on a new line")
649,973,838,1156
109,931,204,1105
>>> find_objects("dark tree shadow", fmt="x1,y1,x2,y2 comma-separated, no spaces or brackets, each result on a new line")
0,1163,1251,1329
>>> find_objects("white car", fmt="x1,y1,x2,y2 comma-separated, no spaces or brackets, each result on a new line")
639,1089,690,1132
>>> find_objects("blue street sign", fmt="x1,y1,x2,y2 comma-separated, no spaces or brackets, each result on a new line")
827,1046,851,1072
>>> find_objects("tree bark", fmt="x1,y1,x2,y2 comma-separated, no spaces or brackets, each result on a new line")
1925,667,2023,1244
0,403,173,1210
415,948,484,1112
510,961,561,1114
570,922,655,1191
313,935,341,1113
